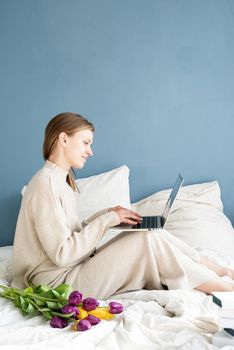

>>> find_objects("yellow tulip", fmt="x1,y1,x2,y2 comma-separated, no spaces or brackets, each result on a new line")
88,307,115,320
71,322,78,331
77,307,88,319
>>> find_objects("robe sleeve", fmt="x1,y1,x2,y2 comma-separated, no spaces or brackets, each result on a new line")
30,181,120,268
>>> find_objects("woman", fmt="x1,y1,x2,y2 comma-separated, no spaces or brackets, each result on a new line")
11,112,234,299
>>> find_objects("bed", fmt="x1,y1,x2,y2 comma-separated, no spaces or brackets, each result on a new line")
1,166,234,349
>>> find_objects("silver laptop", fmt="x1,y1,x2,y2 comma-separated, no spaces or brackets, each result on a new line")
114,174,184,231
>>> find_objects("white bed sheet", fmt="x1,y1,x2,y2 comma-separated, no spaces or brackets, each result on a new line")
0,247,233,350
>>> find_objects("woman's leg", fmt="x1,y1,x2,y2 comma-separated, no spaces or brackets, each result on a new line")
195,278,234,293
65,230,233,299
66,230,164,298
160,229,201,262
161,230,234,293
200,256,234,279
162,230,234,278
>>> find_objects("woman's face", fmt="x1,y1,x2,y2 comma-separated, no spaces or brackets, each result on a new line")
64,129,93,169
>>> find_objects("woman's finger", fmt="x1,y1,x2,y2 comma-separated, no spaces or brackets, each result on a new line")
127,213,142,222
124,218,139,225
127,210,141,219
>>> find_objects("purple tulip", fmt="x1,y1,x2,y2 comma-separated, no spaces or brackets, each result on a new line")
61,304,79,317
50,316,68,328
77,319,92,331
85,314,101,325
82,297,99,311
108,301,124,314
68,291,83,306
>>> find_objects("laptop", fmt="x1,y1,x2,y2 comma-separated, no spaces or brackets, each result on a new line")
93,174,184,254
113,173,184,231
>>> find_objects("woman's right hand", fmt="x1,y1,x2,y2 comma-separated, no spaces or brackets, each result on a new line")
109,205,142,225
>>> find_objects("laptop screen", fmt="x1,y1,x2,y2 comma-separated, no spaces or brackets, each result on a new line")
162,174,184,223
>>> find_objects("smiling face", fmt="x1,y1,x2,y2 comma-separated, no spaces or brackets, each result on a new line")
64,129,94,169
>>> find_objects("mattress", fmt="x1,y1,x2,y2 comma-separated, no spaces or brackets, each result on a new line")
1,246,234,349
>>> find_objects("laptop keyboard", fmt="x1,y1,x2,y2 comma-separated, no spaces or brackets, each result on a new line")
133,216,162,229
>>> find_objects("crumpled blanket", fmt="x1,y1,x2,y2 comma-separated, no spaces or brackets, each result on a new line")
111,289,220,350
0,278,222,350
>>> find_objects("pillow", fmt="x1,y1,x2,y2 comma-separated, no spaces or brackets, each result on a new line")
132,181,234,257
0,245,13,282
75,165,131,221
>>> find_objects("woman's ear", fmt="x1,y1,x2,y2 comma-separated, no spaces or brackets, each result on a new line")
58,132,68,147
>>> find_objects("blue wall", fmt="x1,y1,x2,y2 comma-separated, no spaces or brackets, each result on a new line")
1,0,234,246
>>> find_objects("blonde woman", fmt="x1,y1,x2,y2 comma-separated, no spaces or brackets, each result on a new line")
11,112,234,298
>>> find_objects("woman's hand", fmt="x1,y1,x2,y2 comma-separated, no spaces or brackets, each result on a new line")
109,206,142,225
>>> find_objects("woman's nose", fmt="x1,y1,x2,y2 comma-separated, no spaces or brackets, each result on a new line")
87,146,93,157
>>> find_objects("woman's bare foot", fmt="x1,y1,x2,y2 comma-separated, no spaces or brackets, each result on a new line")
224,267,234,280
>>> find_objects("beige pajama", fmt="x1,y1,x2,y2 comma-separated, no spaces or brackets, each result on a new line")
12,160,218,298
66,229,217,299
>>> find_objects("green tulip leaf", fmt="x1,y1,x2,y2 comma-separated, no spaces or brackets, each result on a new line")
14,296,21,308
24,303,37,315
0,283,77,324
34,285,51,294
50,290,60,298
23,287,34,295
46,301,60,310
54,284,72,298
34,299,46,307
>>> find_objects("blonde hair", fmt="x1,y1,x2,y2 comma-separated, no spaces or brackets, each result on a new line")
43,112,95,191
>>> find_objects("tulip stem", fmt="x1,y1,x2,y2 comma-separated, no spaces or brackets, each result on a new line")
27,292,66,303
0,292,15,301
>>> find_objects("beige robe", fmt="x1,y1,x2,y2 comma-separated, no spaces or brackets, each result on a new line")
12,160,217,299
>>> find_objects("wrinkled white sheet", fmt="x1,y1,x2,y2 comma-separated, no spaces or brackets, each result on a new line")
0,281,224,350
0,248,234,350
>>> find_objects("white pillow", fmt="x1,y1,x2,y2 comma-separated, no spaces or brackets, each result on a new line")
132,181,234,257
76,165,131,221
0,245,13,282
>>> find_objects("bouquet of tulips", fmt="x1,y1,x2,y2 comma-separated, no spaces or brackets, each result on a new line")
0,284,123,331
